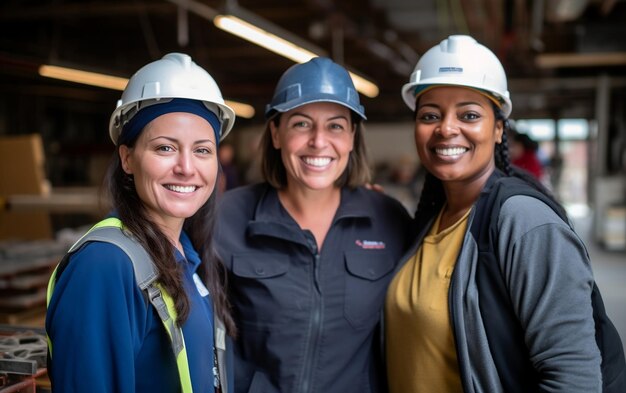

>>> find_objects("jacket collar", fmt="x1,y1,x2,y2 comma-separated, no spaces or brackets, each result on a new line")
248,183,372,244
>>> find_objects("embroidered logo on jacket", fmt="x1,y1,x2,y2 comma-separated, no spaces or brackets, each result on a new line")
355,240,386,249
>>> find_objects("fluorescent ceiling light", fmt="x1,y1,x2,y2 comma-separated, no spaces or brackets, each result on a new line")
165,0,379,97
348,72,380,99
38,64,255,118
214,15,318,64
39,65,128,91
224,100,255,119
213,11,379,98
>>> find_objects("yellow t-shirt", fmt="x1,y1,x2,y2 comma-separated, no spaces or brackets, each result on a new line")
385,207,470,393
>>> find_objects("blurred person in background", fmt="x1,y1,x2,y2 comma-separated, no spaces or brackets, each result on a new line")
218,142,240,192
508,126,545,181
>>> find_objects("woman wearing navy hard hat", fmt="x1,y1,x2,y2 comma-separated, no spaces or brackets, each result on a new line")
215,57,412,393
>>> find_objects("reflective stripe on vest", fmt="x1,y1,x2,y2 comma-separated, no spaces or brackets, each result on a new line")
46,218,193,393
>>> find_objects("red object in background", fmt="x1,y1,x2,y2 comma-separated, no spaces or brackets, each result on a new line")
513,150,544,180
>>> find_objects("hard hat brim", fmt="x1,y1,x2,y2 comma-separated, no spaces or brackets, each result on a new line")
402,80,512,118
266,93,367,121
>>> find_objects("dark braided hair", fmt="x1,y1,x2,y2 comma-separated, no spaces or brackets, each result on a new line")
413,102,566,227
495,120,513,175
494,107,567,217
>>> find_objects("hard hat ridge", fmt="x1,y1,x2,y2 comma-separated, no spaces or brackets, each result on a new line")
401,35,512,117
109,53,236,145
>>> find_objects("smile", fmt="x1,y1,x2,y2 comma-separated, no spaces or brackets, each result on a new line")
435,147,469,156
165,184,197,193
302,156,332,167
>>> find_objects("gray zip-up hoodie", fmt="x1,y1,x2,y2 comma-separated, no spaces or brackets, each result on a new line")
396,172,601,392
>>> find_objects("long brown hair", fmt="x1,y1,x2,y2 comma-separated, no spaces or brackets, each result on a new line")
103,146,236,336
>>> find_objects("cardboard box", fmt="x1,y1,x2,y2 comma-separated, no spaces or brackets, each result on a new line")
0,134,52,240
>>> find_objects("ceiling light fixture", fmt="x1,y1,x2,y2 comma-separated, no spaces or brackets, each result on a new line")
39,65,128,91
38,64,255,118
214,14,319,64
211,4,379,98
224,100,255,119
163,0,379,97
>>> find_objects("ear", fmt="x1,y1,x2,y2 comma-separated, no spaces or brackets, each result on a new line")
495,120,504,144
118,145,133,174
269,121,281,149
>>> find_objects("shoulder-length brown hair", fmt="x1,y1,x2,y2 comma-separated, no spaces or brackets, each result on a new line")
260,112,371,189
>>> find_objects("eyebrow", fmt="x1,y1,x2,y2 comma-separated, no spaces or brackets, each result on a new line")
417,101,486,110
287,112,349,121
149,136,216,145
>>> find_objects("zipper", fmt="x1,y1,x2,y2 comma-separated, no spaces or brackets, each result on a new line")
298,232,323,393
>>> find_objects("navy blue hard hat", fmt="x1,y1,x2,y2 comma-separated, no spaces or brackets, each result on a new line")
265,57,366,120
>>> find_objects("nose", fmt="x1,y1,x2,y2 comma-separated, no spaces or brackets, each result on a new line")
437,113,460,138
308,125,328,148
174,151,194,176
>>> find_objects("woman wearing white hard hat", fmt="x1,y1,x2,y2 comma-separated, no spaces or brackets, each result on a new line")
384,35,621,392
46,53,236,393
215,57,412,392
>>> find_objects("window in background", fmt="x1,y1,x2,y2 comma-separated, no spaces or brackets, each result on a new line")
515,118,591,217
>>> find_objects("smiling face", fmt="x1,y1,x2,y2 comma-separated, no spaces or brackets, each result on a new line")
270,102,355,192
119,112,218,232
414,86,503,187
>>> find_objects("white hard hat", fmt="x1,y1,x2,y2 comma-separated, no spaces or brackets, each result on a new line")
401,35,512,117
109,53,235,144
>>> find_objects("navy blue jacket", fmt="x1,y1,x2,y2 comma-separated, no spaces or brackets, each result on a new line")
46,231,233,393
215,183,412,393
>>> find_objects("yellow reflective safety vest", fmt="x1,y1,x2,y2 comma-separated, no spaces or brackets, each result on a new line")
46,217,229,393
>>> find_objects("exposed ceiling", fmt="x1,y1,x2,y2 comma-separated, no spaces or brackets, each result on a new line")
1,0,625,129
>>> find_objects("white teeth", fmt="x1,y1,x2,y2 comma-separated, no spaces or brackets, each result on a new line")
435,147,468,156
303,157,332,167
166,185,196,193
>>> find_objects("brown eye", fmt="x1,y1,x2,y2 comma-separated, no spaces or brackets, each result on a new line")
418,112,439,122
461,112,481,121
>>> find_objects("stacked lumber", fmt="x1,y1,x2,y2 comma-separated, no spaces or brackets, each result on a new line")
0,240,66,325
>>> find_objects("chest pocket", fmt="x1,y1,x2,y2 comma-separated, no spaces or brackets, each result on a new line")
232,254,289,279
344,251,395,329
231,254,301,324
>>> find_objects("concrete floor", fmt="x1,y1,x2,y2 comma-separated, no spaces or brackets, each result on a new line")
571,213,626,356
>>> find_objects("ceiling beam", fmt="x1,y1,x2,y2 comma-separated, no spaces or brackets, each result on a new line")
0,3,172,20
536,52,626,68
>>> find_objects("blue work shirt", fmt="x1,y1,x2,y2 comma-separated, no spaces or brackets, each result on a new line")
46,230,217,392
